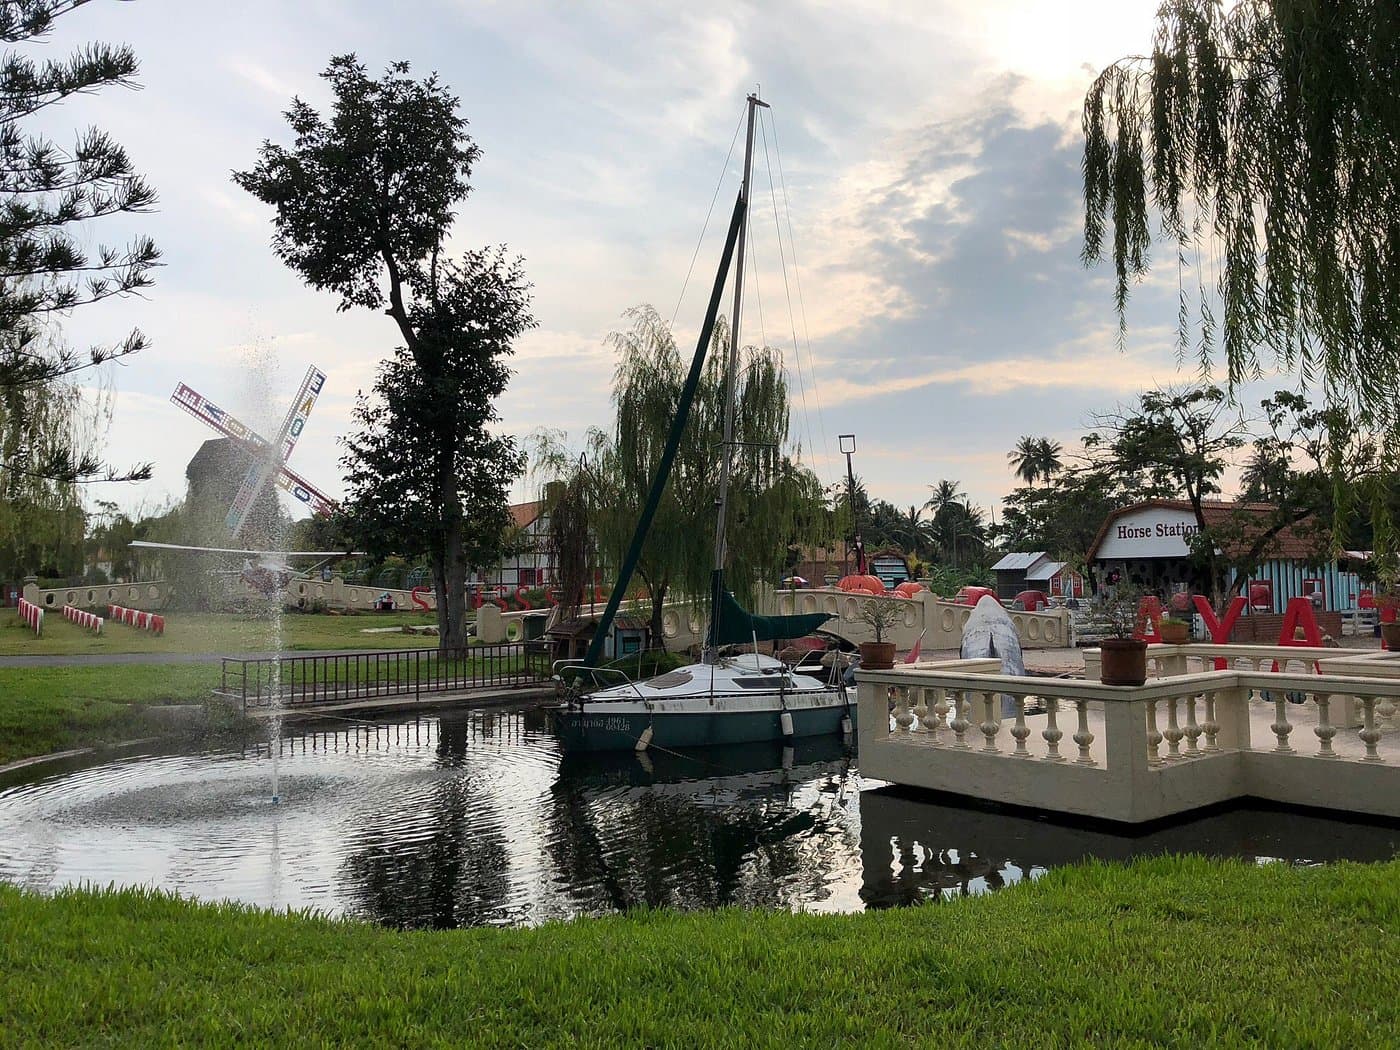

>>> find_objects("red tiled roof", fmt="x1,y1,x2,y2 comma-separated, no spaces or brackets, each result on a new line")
1088,499,1330,562
511,500,545,530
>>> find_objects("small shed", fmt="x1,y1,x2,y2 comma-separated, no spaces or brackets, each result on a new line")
546,614,653,662
869,549,911,590
991,552,1051,601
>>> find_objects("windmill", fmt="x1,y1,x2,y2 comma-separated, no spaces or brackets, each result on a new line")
170,366,335,538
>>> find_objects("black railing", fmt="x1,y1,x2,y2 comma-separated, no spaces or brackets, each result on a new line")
219,643,549,710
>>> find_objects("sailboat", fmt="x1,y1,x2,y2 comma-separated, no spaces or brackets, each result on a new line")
552,93,856,752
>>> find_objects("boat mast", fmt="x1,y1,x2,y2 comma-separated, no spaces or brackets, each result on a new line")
707,92,768,662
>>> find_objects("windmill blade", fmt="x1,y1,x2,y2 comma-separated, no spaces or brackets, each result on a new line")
274,366,327,463
170,383,271,449
130,541,362,557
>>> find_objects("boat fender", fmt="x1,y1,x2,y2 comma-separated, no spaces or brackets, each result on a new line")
780,710,795,739
841,715,853,737
635,724,654,753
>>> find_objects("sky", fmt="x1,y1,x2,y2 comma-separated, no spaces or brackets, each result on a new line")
31,0,1298,525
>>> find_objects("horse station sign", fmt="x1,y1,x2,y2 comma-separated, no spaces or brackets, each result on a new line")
1088,500,1367,617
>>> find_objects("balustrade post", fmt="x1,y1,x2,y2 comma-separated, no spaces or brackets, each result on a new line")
1011,696,1031,756
894,686,914,733
1313,694,1338,758
1162,696,1183,760
1183,693,1202,755
912,688,930,732
1073,699,1095,765
1145,699,1163,766
932,689,950,737
950,693,970,749
1271,693,1295,754
1201,691,1221,751
980,693,1000,753
1358,697,1382,762
1041,697,1064,761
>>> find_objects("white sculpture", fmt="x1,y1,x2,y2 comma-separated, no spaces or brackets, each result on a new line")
960,595,1025,717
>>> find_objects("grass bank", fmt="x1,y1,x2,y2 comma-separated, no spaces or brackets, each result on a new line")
2,856,1397,1047
0,665,221,765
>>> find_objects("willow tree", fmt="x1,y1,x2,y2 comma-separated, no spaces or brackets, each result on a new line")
534,306,825,644
1084,1,1399,544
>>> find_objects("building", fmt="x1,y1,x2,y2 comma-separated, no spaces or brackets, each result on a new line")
1086,499,1365,614
991,552,1084,602
471,500,556,590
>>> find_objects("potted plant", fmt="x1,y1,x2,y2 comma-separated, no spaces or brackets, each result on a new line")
1158,615,1190,645
1098,585,1149,686
856,597,904,669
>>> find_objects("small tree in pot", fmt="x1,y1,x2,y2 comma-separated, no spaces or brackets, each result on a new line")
857,597,904,670
1099,584,1149,686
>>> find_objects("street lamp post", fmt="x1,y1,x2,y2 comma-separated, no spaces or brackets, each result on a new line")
839,434,865,575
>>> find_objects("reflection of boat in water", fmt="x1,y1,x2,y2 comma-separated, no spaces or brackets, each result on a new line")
557,735,854,793
547,738,859,913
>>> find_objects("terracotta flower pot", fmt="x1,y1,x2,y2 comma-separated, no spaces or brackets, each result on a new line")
858,641,897,670
1100,638,1148,686
1382,621,1400,651
1159,621,1189,645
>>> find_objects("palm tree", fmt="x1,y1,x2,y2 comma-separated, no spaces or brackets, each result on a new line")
1008,436,1041,486
925,478,968,517
1034,438,1063,484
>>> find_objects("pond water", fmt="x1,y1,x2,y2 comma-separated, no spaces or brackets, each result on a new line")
1,704,1396,929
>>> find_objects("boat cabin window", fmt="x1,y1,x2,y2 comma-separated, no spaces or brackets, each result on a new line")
644,671,694,690
732,677,787,689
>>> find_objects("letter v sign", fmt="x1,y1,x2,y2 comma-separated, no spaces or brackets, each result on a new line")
1192,595,1247,669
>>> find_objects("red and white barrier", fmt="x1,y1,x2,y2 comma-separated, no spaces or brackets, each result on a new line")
62,604,103,635
16,598,43,636
107,604,165,635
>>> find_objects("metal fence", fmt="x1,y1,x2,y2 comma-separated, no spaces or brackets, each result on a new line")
219,643,549,710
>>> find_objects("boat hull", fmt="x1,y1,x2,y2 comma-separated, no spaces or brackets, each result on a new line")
553,694,856,751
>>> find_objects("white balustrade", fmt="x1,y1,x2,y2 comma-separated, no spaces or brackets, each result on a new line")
855,657,1400,824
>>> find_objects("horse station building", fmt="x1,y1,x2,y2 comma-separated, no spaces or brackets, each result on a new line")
1086,500,1369,618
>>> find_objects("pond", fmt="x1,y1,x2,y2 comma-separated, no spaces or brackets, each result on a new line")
1,703,1396,929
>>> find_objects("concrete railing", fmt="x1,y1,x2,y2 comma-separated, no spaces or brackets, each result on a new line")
775,588,1073,650
25,579,172,611
858,659,1400,824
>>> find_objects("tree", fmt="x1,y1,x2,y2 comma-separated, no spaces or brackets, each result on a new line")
925,479,967,518
236,56,533,647
1087,384,1248,595
1008,436,1064,489
0,0,158,485
1034,438,1063,484
1083,2,1400,429
1008,437,1041,487
533,307,825,643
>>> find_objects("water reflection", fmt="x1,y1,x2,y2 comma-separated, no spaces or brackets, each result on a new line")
0,705,1394,929
859,789,1400,907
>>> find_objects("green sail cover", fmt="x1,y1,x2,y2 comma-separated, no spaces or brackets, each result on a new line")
707,587,833,648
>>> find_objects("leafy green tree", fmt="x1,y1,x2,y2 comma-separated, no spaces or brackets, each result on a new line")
236,56,533,647
1083,1,1399,435
533,307,825,642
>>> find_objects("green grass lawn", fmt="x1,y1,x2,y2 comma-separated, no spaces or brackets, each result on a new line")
0,608,449,657
1,855,1396,1047
0,665,224,765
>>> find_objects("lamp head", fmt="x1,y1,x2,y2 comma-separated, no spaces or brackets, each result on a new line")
838,434,856,455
